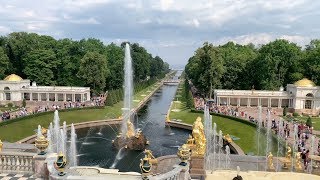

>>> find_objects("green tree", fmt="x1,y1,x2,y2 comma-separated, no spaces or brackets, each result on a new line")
77,51,109,94
303,40,320,84
185,42,224,97
23,49,59,85
0,47,9,79
220,42,257,89
106,43,124,89
252,39,303,90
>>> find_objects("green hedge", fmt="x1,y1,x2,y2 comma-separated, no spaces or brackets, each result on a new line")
0,106,105,127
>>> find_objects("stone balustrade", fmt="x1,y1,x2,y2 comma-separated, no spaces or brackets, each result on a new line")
148,165,189,180
0,151,36,174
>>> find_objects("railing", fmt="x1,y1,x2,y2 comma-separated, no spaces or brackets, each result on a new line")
0,152,36,174
148,165,184,180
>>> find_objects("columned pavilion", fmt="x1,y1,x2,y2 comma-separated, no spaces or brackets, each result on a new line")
0,74,90,103
214,78,320,115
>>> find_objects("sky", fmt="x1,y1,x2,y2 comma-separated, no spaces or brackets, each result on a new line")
0,0,319,68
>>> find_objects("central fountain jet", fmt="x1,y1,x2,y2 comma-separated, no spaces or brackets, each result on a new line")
112,43,147,151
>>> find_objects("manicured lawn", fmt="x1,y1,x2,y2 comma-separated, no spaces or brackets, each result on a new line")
0,83,161,142
171,108,258,154
284,116,320,131
169,80,269,155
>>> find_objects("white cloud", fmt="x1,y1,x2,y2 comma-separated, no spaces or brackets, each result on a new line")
214,33,311,46
0,26,11,33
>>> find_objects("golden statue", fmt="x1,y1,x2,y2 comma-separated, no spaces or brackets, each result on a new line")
41,127,47,135
286,146,292,159
267,152,275,170
192,117,206,156
224,134,233,143
126,120,135,138
144,149,158,165
295,152,302,171
0,139,3,152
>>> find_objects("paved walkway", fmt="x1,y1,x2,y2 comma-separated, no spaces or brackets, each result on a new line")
0,173,42,180
236,106,319,155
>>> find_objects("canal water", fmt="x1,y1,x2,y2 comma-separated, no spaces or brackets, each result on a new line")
76,71,190,172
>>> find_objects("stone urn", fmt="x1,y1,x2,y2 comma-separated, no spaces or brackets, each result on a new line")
54,152,67,176
140,155,152,179
177,144,191,166
35,135,49,155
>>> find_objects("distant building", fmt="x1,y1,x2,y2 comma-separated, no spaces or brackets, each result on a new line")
0,74,90,103
214,78,320,115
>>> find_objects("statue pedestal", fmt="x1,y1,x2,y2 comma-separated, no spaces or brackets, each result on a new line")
190,155,206,179
34,154,49,179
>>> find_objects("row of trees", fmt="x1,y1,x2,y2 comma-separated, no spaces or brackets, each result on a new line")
0,32,170,94
185,40,320,98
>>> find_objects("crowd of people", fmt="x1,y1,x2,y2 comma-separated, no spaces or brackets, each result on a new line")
193,95,319,169
0,96,105,122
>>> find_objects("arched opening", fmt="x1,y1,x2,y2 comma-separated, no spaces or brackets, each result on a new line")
305,93,313,109
4,87,11,101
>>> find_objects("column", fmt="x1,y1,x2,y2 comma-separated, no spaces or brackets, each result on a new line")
258,98,261,106
63,94,66,101
227,97,231,106
217,97,221,106
313,100,316,109
38,93,40,101
46,93,49,101
268,98,271,108
237,98,240,107
55,94,58,102
30,93,33,101
81,94,84,102
247,98,251,107
278,99,282,108
72,94,75,102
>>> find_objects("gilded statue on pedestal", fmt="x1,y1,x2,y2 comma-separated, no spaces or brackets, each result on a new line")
286,146,292,159
126,120,135,137
192,117,206,156
295,152,302,171
267,152,275,170
144,149,158,165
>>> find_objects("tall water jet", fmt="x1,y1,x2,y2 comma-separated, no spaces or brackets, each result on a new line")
47,129,52,153
37,125,42,138
276,118,283,171
53,110,61,152
204,105,212,170
122,43,134,136
308,135,315,173
59,129,65,154
256,106,262,170
291,124,298,172
218,130,223,169
69,123,78,167
212,122,217,171
265,109,272,171
225,145,231,169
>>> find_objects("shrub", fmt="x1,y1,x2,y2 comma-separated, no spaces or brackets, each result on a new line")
306,116,312,128
22,99,26,108
7,103,13,108
283,107,287,116
293,112,299,117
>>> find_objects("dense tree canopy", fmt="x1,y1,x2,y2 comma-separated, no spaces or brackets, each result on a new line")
186,39,320,98
0,32,170,94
